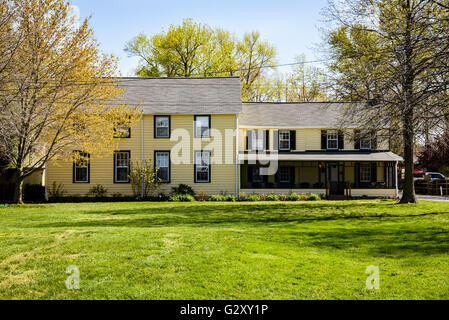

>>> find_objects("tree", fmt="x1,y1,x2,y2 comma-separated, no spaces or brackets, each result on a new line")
125,20,277,101
324,0,449,203
0,0,140,203
417,130,449,174
129,160,160,198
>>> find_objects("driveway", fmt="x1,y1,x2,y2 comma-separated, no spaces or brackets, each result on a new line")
416,195,449,202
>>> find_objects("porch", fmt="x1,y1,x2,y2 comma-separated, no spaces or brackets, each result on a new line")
238,152,401,197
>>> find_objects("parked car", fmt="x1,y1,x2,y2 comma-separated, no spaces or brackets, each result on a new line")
425,172,448,182
414,170,425,182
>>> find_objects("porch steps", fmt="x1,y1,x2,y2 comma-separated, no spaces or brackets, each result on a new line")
328,195,352,201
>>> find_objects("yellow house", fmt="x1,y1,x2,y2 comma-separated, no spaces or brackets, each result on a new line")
46,77,402,199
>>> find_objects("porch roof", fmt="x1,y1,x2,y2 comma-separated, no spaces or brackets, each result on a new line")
239,151,403,162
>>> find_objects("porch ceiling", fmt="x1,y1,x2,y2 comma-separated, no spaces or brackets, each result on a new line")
239,151,403,162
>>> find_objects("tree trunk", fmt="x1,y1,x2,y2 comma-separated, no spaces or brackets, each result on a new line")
13,171,24,204
400,112,417,204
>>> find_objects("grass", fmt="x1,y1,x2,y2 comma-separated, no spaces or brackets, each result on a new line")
1,200,449,299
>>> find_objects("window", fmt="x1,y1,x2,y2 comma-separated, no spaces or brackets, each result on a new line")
252,167,263,183
327,130,338,150
250,130,265,151
195,150,211,183
155,116,170,138
360,163,371,182
195,115,210,138
155,151,170,183
114,151,130,183
360,130,372,150
280,166,291,183
73,152,89,183
279,130,290,150
114,125,130,138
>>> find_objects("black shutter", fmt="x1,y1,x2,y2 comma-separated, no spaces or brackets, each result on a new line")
354,130,361,150
338,130,344,150
371,162,377,183
72,161,75,183
273,131,279,150
290,167,296,185
265,130,270,151
290,131,296,151
247,130,253,151
86,153,90,183
321,130,327,150
275,167,280,183
371,130,378,150
355,163,360,188
113,152,116,183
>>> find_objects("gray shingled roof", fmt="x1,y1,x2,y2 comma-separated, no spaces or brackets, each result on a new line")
239,102,354,128
116,77,242,115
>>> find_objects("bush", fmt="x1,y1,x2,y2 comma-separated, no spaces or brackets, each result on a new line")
278,194,288,201
169,194,195,202
300,193,309,201
246,194,260,202
239,192,247,201
225,195,237,202
23,184,45,202
209,195,225,202
259,193,267,201
48,181,66,198
196,191,209,201
288,193,301,201
307,193,321,201
87,185,108,198
266,193,279,201
172,184,195,196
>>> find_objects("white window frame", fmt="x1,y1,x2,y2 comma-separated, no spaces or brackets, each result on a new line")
74,152,89,183
327,130,338,150
360,130,372,150
155,116,170,138
360,163,371,182
195,150,211,183
155,151,170,183
195,116,210,138
251,130,265,151
114,151,130,183
279,130,290,151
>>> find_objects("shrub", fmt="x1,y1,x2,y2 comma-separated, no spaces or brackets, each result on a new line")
225,195,237,202
307,193,321,201
209,195,225,202
278,194,288,201
48,181,66,198
266,193,279,201
129,160,160,198
259,193,267,201
196,191,209,201
172,184,195,196
300,193,309,201
23,184,46,202
87,185,108,198
288,193,301,201
239,192,247,201
169,194,195,202
246,194,260,202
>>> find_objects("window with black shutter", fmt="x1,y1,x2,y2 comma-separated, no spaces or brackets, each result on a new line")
73,151,90,183
290,131,296,151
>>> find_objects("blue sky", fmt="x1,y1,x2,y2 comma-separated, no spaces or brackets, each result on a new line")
71,0,329,76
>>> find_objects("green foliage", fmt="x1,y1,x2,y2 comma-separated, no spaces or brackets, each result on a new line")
129,160,160,198
246,194,261,202
87,185,108,198
266,193,279,201
172,184,195,196
169,194,195,202
308,193,321,201
48,181,66,198
288,193,301,201
225,195,237,202
278,194,288,201
300,193,309,201
209,195,226,202
239,192,247,201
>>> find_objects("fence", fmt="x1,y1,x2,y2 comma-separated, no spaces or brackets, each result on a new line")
415,180,449,196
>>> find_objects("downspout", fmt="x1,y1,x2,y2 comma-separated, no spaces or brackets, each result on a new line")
141,116,144,198
44,162,48,201
236,115,240,196
395,161,399,198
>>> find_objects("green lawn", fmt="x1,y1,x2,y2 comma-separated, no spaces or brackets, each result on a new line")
1,200,449,299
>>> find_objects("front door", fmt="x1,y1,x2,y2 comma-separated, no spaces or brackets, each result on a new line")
328,163,343,195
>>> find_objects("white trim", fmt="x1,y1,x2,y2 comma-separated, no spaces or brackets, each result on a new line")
154,116,170,138
236,118,240,196
278,130,290,151
240,126,359,129
326,129,338,150
395,161,399,198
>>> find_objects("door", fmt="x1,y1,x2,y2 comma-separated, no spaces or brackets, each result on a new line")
328,163,343,195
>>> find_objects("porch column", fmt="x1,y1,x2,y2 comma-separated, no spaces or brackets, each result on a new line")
395,161,399,198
